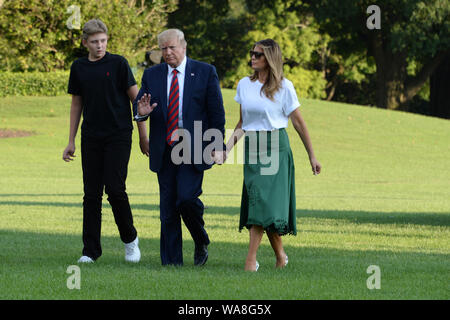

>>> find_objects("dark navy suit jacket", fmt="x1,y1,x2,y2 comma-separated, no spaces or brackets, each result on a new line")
133,58,226,173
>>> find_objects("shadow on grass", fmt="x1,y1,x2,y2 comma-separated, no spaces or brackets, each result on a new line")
204,206,450,227
0,193,242,198
0,200,160,212
0,229,448,299
297,209,450,227
1,197,449,227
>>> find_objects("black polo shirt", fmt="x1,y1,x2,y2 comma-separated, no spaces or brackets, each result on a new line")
68,52,136,138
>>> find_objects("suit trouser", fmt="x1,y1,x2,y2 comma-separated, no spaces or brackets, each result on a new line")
157,145,210,265
81,130,137,260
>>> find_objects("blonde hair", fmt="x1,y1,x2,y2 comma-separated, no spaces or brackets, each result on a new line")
158,29,187,48
82,19,108,41
250,39,284,101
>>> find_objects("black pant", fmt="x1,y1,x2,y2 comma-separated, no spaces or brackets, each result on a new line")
81,130,137,260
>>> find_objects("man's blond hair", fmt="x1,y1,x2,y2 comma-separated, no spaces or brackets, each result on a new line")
82,19,108,41
157,29,187,48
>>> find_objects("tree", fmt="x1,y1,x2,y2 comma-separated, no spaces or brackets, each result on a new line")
222,0,328,98
0,0,177,71
167,0,250,82
305,0,450,110
167,0,331,99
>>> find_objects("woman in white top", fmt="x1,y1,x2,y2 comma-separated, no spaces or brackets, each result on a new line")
226,39,321,272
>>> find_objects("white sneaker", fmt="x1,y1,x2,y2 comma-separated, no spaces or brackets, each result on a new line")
124,237,141,263
77,256,94,263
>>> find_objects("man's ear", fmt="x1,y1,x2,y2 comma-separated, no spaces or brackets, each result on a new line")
81,39,87,48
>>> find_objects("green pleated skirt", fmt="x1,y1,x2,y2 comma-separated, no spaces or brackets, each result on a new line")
239,128,297,236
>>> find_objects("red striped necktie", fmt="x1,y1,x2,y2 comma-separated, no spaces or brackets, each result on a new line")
167,69,179,146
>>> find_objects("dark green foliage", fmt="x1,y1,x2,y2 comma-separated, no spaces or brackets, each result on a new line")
0,71,69,96
167,0,250,84
0,0,177,72
0,69,144,97
1,0,448,117
305,0,450,110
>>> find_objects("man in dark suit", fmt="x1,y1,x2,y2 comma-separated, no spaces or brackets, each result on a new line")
133,29,226,266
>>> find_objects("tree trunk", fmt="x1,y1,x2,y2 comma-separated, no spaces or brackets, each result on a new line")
374,54,407,108
326,63,343,101
370,33,446,110
371,33,405,109
430,54,450,119
402,51,447,105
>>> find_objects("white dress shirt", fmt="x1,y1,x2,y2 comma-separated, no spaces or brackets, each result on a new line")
167,56,187,128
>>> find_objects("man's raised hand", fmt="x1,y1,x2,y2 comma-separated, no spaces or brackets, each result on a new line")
137,93,157,116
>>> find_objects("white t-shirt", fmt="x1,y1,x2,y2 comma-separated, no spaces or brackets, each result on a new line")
234,77,300,131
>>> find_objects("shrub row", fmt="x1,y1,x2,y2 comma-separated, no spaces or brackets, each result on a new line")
0,69,144,97
0,71,70,97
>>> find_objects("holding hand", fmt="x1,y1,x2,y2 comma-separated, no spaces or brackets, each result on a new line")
211,150,227,165
137,93,157,116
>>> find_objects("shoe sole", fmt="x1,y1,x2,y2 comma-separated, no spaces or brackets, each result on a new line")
195,254,208,266
125,254,141,263
125,259,140,263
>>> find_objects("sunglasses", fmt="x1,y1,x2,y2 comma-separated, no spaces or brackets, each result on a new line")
249,50,264,59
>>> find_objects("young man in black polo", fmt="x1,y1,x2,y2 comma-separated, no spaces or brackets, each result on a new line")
62,19,142,263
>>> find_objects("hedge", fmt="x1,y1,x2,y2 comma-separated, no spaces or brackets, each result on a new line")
0,69,144,97
0,71,70,97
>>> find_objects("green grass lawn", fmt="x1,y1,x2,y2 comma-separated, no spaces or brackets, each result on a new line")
0,91,449,299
